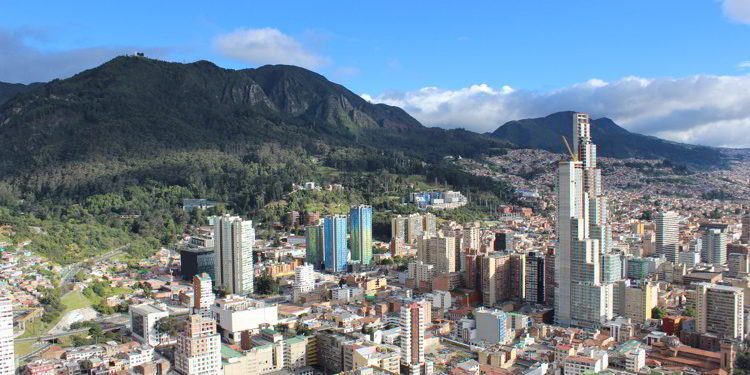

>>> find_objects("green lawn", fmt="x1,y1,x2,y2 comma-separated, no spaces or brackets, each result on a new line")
15,291,93,358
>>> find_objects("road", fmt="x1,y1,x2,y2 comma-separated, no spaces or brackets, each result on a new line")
15,322,126,343
59,244,130,286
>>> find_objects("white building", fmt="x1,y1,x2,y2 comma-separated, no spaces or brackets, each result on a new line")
655,211,679,263
554,113,613,327
624,348,646,373
211,295,278,343
130,303,170,347
293,264,315,302
126,345,155,368
0,296,14,375
563,349,608,375
474,308,511,345
175,315,222,375
214,214,255,295
694,282,744,339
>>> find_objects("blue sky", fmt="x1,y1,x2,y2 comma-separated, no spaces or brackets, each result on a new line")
3,0,750,146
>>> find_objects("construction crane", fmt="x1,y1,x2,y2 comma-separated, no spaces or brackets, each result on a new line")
561,136,578,162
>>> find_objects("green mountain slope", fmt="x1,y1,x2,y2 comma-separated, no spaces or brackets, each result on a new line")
490,111,723,167
0,81,41,105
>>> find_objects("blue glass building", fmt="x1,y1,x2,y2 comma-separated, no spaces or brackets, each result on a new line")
323,215,348,272
350,205,373,265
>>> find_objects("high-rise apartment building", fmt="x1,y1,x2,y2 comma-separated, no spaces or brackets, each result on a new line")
728,252,750,277
462,223,481,251
701,224,728,266
417,235,456,274
742,213,750,244
391,215,407,243
350,205,373,265
612,280,657,324
406,214,424,244
293,263,315,302
192,273,214,318
323,215,348,273
214,214,255,295
175,315,222,375
525,251,546,305
693,283,744,339
481,252,526,306
0,296,14,375
656,211,679,263
555,113,613,327
305,224,324,270
400,301,433,375
422,213,437,237
601,252,623,283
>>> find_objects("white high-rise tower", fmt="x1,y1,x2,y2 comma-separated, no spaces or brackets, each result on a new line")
555,113,613,327
214,214,255,295
656,211,679,263
0,296,14,375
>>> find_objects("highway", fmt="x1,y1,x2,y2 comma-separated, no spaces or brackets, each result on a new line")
59,244,130,287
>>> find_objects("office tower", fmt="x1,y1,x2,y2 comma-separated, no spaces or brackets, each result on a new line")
728,252,750,277
554,113,613,327
493,231,513,252
693,283,744,339
391,215,407,243
305,225,325,270
350,205,373,265
214,214,255,295
612,280,657,324
406,214,424,244
701,224,728,266
601,252,623,283
400,301,433,375
192,273,214,318
474,308,511,345
545,248,556,306
742,213,750,244
417,235,456,274
463,250,481,292
0,296,14,375
323,215,348,273
422,213,437,236
130,303,170,346
525,251,546,304
179,247,215,281
462,223,481,251
293,263,315,302
655,211,679,263
175,315,222,375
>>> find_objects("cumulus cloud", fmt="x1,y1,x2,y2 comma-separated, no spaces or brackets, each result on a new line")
722,0,750,23
364,74,750,147
213,27,329,69
0,28,165,83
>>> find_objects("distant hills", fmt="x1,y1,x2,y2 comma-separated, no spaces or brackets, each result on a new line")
0,81,41,105
490,111,724,167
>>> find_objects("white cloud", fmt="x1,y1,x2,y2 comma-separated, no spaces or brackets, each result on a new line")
365,74,750,147
213,27,329,69
0,28,166,83
722,0,750,23
739,61,750,69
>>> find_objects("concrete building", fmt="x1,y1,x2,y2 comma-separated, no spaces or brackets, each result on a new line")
130,303,169,347
406,214,424,244
613,280,657,324
563,349,609,375
694,283,744,339
293,264,315,302
474,308,511,345
400,301,433,375
214,214,255,295
462,223,481,251
174,315,221,375
352,345,400,374
211,296,278,343
481,252,525,307
417,235,456,274
407,261,435,291
701,224,728,266
554,113,613,327
524,251,546,304
728,252,750,277
742,213,750,244
656,211,679,263
0,296,14,375
193,273,215,318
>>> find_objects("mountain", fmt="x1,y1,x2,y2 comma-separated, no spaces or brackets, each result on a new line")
490,111,723,167
0,81,42,105
0,56,511,204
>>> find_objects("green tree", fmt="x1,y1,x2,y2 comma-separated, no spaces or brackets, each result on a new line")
651,306,667,320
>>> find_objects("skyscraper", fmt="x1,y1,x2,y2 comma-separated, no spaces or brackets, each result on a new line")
693,283,744,340
525,251,546,304
701,224,728,266
293,263,315,302
213,214,255,295
305,224,325,269
175,315,222,375
400,301,433,375
0,296,14,375
656,211,679,263
350,205,373,265
742,213,750,244
554,113,613,327
323,215,348,273
192,273,214,318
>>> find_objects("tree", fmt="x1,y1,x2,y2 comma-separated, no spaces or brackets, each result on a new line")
255,273,280,295
651,307,667,320
684,307,696,317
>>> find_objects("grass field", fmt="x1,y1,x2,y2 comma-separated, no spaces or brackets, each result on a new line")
14,290,93,358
